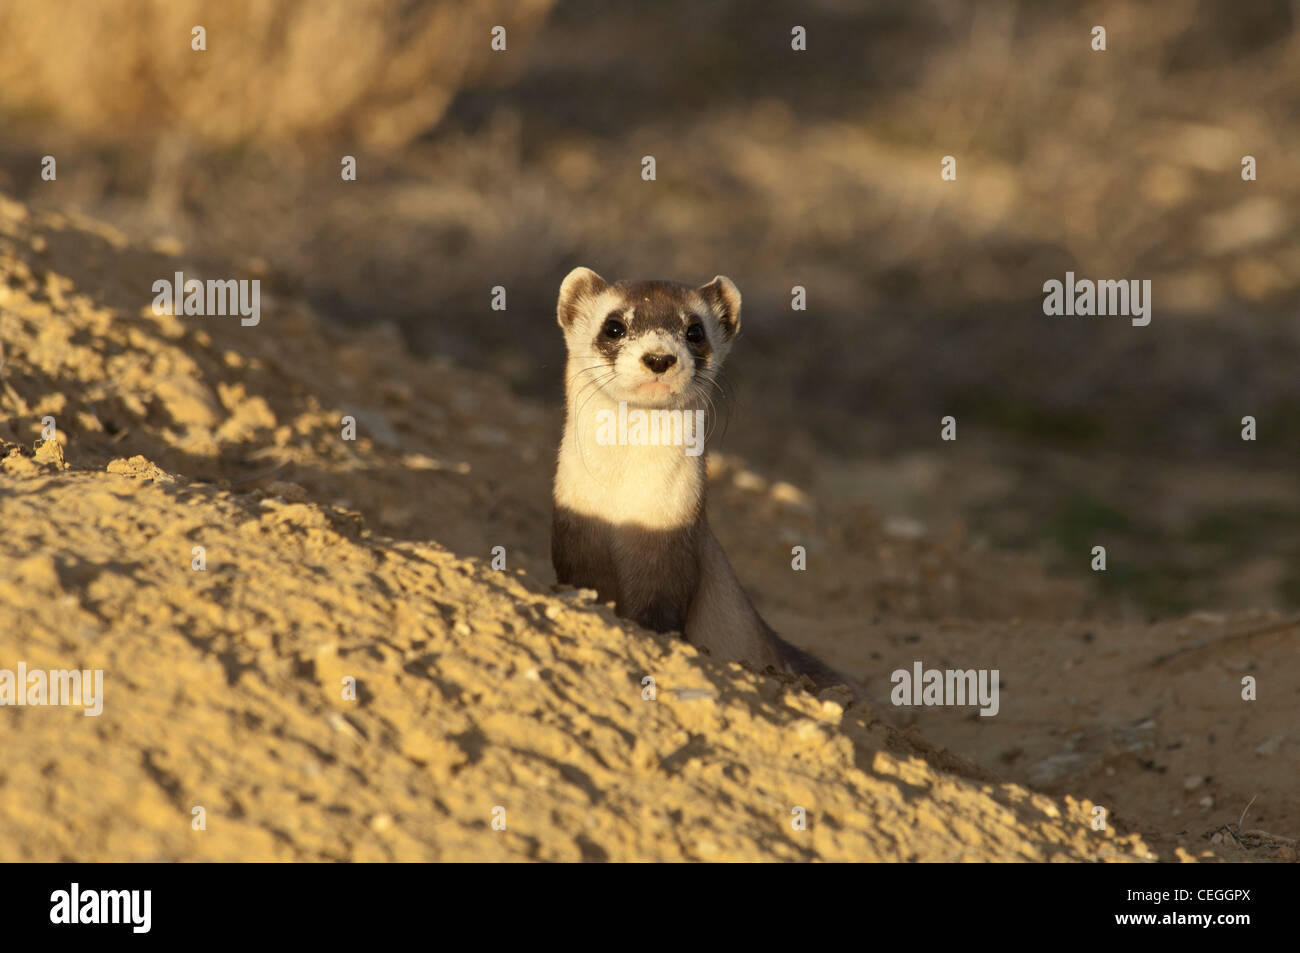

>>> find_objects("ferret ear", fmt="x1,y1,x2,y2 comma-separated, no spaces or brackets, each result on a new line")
698,275,741,339
557,266,608,330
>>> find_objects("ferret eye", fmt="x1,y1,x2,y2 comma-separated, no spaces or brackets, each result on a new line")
685,323,705,344
602,316,626,339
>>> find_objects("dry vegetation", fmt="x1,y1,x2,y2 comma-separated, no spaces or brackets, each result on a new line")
0,0,553,147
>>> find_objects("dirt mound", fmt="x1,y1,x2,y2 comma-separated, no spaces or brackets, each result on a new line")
7,193,1291,862
3,464,1152,862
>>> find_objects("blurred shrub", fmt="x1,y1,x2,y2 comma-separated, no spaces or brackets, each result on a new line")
0,0,553,147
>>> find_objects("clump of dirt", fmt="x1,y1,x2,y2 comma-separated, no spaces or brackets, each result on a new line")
0,194,1286,861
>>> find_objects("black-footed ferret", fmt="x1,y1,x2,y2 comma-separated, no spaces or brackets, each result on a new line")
551,267,854,691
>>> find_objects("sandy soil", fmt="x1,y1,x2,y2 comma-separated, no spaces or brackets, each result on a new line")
0,194,1293,861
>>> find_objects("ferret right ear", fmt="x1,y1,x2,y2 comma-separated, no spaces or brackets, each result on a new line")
557,267,608,330
698,275,741,340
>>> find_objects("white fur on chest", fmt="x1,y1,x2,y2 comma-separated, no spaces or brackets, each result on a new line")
556,367,703,531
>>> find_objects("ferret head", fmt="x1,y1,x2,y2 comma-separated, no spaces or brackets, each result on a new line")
556,267,741,409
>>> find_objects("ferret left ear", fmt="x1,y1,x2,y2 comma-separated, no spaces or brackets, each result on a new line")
698,275,741,339
557,266,608,330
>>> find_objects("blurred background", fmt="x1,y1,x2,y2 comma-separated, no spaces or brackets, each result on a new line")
1,0,1298,615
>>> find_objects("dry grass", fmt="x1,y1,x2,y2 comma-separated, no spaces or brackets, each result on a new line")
0,0,553,147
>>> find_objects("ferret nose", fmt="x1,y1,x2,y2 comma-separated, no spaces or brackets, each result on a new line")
641,353,677,374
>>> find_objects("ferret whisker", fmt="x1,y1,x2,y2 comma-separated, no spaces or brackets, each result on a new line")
693,382,719,446
697,373,732,446
572,369,620,479
568,363,614,409
567,362,612,390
